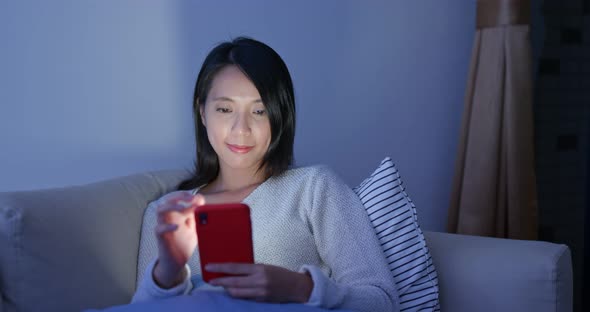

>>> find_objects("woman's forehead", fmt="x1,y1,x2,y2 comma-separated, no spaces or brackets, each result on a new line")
208,65,261,101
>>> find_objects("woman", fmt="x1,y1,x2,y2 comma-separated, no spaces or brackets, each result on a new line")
131,37,399,312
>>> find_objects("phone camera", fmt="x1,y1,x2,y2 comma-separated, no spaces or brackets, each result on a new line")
199,212,208,225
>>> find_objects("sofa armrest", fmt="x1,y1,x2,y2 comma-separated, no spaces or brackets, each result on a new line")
424,231,572,312
0,170,188,312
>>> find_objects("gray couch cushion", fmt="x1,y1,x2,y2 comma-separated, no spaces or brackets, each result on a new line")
0,170,187,312
424,231,573,312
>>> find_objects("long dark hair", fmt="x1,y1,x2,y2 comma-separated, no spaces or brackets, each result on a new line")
178,37,296,191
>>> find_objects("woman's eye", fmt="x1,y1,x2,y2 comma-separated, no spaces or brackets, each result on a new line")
216,108,231,113
254,109,266,116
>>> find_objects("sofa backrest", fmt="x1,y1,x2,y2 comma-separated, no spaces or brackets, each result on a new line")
0,170,188,312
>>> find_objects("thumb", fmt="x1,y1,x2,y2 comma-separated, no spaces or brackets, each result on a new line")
177,193,205,210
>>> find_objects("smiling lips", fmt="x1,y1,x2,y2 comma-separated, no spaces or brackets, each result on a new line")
226,143,254,154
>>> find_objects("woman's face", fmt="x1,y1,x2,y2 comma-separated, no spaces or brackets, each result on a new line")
200,65,271,174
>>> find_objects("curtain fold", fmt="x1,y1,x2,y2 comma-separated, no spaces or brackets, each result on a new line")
448,0,537,240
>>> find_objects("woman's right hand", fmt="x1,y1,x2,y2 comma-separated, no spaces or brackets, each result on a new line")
152,191,205,288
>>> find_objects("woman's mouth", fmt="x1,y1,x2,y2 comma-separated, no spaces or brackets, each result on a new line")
226,144,254,154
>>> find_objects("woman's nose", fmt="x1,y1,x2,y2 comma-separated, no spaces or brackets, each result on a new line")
232,113,251,136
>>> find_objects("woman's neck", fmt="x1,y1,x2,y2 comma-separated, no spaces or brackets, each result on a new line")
208,165,266,194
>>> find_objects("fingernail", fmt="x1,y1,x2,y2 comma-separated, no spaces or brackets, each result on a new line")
178,200,192,208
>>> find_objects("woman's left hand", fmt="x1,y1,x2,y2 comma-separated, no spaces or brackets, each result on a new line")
206,263,313,303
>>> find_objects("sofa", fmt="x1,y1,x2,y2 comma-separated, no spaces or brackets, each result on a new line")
0,170,573,312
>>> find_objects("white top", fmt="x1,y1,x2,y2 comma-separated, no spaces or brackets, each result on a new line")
132,166,399,312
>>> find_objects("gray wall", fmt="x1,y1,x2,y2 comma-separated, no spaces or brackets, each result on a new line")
0,0,475,232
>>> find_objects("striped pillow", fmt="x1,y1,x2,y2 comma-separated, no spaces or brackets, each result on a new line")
353,157,440,312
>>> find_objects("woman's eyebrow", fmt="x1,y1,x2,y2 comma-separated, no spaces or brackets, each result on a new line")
211,96,234,102
211,96,262,104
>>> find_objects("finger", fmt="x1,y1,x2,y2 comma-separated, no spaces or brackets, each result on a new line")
159,191,194,205
176,193,203,208
192,193,206,206
177,200,193,208
157,203,192,214
157,203,181,212
158,212,195,228
176,194,206,209
155,223,178,236
156,204,187,224
158,191,193,203
205,263,258,275
170,195,198,207
209,275,260,288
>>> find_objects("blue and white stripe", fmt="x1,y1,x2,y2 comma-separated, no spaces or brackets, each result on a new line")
353,157,440,312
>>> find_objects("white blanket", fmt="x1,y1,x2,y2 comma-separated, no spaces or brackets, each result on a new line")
86,291,352,312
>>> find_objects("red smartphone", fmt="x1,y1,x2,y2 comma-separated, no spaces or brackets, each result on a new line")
195,203,254,283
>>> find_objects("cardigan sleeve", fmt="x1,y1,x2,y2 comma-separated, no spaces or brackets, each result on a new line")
130,258,193,303
301,166,400,312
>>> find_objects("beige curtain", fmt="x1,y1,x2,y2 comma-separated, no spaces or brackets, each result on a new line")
447,0,538,240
